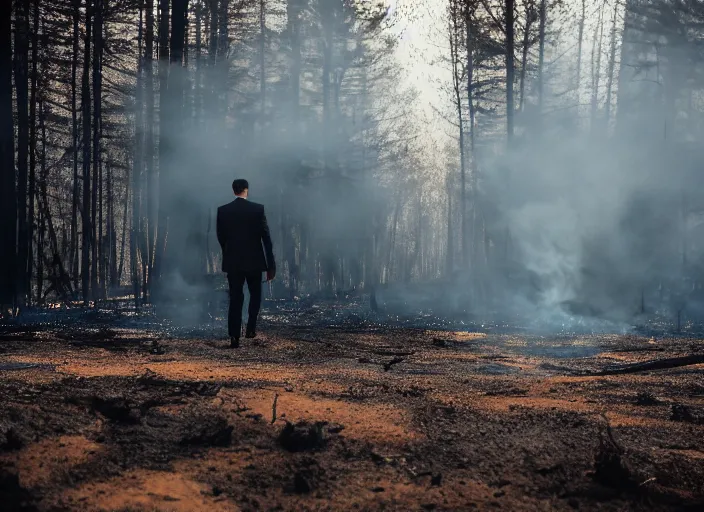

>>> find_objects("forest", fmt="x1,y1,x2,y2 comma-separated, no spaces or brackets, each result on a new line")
0,0,427,312
2,0,704,326
1,1,704,511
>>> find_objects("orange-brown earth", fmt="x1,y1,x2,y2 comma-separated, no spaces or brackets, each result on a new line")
1,323,703,511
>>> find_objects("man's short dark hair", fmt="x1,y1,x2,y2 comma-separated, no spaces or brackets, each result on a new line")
232,179,249,195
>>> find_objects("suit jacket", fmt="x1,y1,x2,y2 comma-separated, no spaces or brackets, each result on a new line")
216,198,275,274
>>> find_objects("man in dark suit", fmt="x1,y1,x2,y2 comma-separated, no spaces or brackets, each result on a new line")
217,179,276,348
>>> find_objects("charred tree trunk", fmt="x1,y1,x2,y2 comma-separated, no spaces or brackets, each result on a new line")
518,0,534,112
107,161,117,288
14,0,30,304
0,0,16,305
27,0,40,299
466,5,479,280
81,0,93,303
70,0,80,288
320,1,336,293
132,0,145,299
537,0,546,118
208,0,219,117
218,0,228,61
37,96,47,303
446,176,453,276
92,0,103,298
194,0,202,119
118,159,129,286
576,0,585,91
604,1,619,129
168,0,189,276
322,7,332,173
171,0,187,79
466,5,475,152
449,5,466,268
284,0,302,296
387,201,400,282
131,5,143,307
153,0,170,294
590,6,605,136
217,0,228,118
506,0,515,144
37,202,44,304
144,0,155,298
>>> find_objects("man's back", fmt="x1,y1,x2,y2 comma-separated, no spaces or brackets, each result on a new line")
216,199,274,274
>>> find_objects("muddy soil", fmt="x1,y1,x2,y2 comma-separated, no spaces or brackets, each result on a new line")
1,316,704,511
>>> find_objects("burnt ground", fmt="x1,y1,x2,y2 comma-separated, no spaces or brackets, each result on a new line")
1,303,704,511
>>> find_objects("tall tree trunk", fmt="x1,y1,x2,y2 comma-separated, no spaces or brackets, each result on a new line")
145,0,155,299
107,161,117,288
117,160,129,286
14,0,30,305
153,0,170,294
449,5,466,268
37,94,63,303
537,0,546,117
134,1,146,300
194,0,202,120
217,0,227,62
321,1,335,291
70,0,80,288
518,1,533,112
92,0,103,298
37,201,44,303
131,3,144,307
285,0,302,296
387,201,400,281
576,0,586,91
27,0,40,300
506,0,515,144
81,0,93,303
156,0,189,290
466,4,478,284
208,0,219,118
446,176,453,275
171,1,188,68
37,96,47,303
604,1,619,129
0,0,16,305
217,0,228,120
590,5,605,136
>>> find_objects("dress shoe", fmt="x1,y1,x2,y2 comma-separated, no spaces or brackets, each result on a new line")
230,336,240,348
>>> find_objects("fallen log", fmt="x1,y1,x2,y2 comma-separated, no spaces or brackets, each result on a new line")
594,354,704,376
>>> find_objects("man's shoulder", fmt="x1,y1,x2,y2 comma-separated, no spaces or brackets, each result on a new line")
247,200,265,211
218,200,237,212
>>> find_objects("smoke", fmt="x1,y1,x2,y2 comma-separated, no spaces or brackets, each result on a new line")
474,127,700,330
137,3,411,331
375,127,702,333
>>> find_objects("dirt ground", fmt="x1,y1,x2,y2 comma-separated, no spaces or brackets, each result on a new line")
1,313,704,511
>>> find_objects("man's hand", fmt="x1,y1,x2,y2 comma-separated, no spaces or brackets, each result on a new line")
266,269,276,281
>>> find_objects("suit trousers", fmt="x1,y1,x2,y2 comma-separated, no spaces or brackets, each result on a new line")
227,271,263,338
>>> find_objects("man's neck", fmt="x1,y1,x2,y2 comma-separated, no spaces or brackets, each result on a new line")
235,195,247,200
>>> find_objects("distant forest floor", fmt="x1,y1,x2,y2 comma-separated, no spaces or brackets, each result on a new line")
1,302,704,511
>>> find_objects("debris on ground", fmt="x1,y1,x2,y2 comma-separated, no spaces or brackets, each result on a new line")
1,305,703,510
